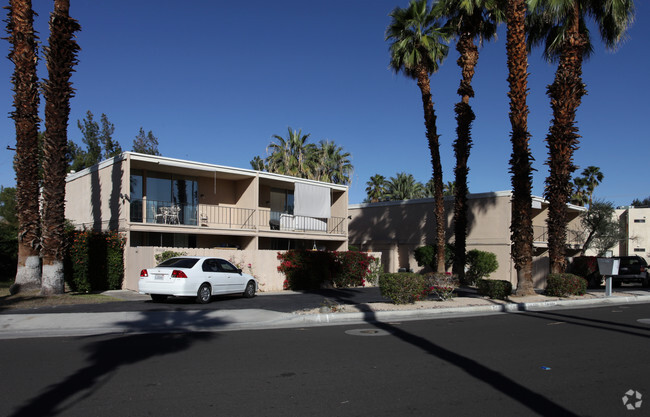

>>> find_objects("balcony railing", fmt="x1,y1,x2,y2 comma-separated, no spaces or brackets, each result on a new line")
533,225,587,246
198,204,255,229
130,200,345,235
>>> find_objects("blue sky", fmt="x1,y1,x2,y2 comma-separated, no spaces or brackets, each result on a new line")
0,0,648,207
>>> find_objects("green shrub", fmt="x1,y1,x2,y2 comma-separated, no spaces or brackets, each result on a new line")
413,243,455,271
66,230,125,292
545,273,587,297
477,279,512,300
155,250,187,264
465,249,499,285
379,273,427,304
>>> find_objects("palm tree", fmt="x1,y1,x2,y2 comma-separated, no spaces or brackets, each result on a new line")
579,166,604,208
505,0,535,295
434,0,503,280
387,172,425,201
443,180,456,196
250,155,266,171
386,0,449,273
266,127,317,179
366,174,388,203
316,140,353,185
528,0,634,274
7,0,41,292
40,0,80,295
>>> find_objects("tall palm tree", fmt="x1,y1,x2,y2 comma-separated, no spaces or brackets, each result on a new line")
434,0,503,280
266,127,317,179
6,0,41,291
505,0,535,295
528,0,634,274
366,174,388,203
443,180,456,196
386,0,449,273
387,172,425,201
316,140,353,185
40,0,80,295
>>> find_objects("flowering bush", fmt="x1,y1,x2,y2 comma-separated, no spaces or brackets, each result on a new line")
277,250,378,291
425,272,459,301
545,273,587,297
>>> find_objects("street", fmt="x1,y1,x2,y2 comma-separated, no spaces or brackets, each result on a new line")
1,303,648,416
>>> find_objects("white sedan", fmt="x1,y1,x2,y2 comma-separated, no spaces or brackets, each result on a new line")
138,256,258,303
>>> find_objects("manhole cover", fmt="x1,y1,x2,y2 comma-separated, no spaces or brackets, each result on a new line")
345,328,391,337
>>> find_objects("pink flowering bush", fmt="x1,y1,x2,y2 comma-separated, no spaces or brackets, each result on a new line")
425,272,459,301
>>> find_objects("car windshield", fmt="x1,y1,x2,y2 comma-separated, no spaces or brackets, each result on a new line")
156,258,199,268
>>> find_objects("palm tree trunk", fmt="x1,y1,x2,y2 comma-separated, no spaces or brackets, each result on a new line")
506,0,535,295
41,0,80,295
452,32,478,282
7,0,41,292
545,3,586,274
416,67,446,273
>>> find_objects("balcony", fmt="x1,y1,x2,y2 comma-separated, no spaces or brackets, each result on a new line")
130,200,346,235
533,225,587,247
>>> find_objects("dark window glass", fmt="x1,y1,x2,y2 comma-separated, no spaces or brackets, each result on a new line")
157,258,199,268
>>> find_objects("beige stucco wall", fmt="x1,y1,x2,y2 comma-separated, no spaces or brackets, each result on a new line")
65,157,127,231
349,192,586,290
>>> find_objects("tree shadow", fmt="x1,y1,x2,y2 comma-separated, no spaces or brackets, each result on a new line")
359,308,579,416
7,310,225,417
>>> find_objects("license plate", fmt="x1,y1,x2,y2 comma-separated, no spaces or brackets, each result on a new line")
154,274,164,280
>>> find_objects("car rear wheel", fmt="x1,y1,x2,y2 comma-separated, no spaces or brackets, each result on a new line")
243,281,256,298
151,294,168,303
196,283,212,304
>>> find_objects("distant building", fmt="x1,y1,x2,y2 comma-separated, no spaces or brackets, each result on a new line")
349,191,587,289
614,206,650,259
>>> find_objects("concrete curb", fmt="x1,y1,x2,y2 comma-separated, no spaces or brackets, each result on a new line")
1,293,649,340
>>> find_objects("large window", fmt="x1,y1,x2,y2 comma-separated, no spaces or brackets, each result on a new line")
129,171,198,225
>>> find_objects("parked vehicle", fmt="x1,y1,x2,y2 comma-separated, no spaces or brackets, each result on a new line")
568,256,602,288
138,256,258,303
611,256,649,287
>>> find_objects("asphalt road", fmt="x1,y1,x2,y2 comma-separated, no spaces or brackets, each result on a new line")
1,303,648,416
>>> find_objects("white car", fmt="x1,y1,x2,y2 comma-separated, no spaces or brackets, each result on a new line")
138,256,258,303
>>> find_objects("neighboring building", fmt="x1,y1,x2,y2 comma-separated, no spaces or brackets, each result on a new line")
348,191,587,289
614,206,650,259
65,152,349,291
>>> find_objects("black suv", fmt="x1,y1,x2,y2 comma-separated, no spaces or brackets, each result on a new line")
612,256,649,287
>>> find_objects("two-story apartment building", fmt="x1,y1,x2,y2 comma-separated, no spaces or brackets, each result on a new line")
348,191,587,289
65,152,349,291
614,206,650,259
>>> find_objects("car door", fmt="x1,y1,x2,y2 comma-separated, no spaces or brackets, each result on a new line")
216,259,247,293
201,258,228,294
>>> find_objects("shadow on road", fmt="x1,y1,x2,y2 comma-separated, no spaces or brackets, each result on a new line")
7,310,225,417
358,309,580,416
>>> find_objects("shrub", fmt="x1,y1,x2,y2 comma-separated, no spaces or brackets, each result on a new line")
425,272,459,301
545,273,587,297
155,250,187,264
477,279,512,300
379,273,427,304
568,256,602,288
278,250,336,291
413,243,455,271
66,230,126,292
465,249,499,285
333,251,374,288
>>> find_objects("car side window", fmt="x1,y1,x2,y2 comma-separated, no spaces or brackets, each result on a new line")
216,259,238,273
202,259,219,272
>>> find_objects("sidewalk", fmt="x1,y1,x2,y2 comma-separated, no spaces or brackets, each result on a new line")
0,287,649,340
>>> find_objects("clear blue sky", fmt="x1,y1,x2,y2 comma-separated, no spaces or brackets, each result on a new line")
1,0,648,207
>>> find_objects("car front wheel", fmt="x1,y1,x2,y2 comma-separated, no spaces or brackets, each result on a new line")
196,283,212,304
243,281,256,298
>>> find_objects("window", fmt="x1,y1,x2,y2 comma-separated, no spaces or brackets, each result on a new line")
216,259,239,273
634,248,645,252
634,219,646,223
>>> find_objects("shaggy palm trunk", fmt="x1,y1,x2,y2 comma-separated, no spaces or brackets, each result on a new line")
41,0,80,295
416,67,445,273
545,5,586,274
452,31,478,282
7,0,41,291
506,0,535,295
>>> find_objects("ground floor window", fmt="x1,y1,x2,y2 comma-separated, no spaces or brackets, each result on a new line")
130,232,197,248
